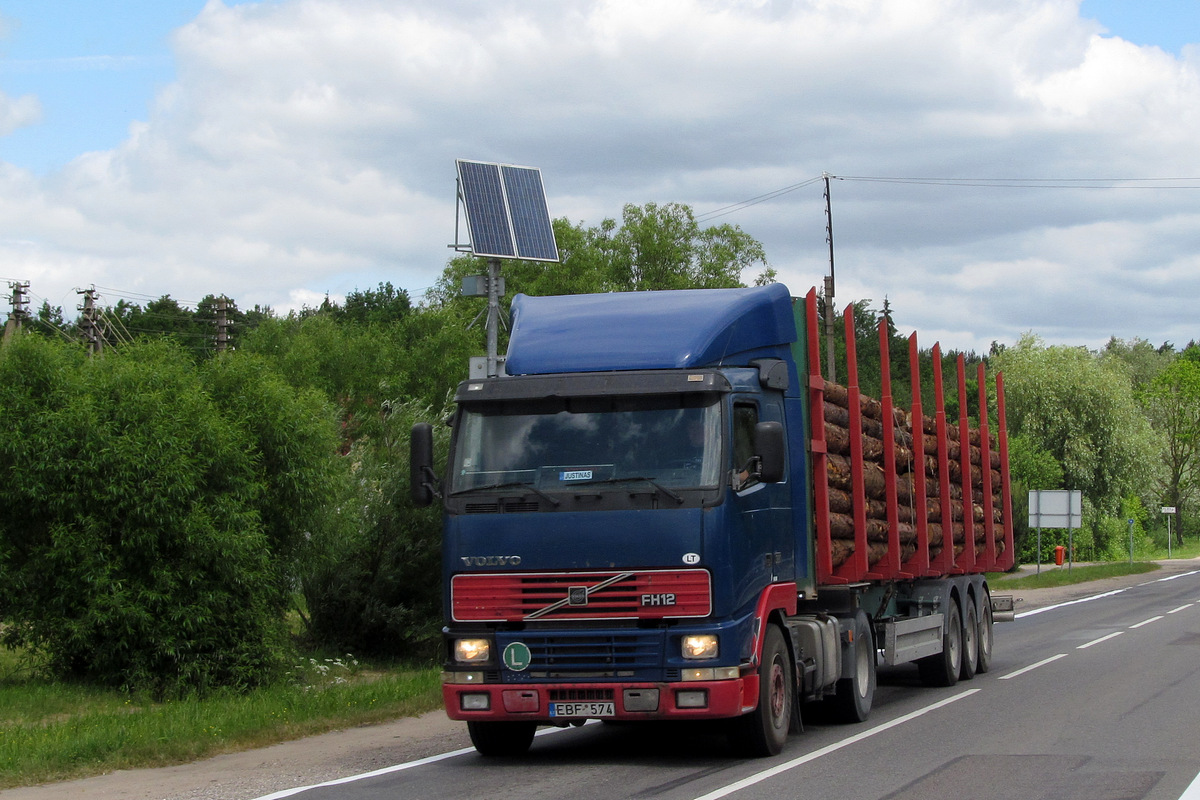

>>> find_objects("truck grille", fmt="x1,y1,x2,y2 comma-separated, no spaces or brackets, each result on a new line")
498,631,663,679
451,569,711,622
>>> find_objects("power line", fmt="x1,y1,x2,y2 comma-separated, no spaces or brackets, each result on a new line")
835,175,1200,189
696,176,825,222
696,173,1200,222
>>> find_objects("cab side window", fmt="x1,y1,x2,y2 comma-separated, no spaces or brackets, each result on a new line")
732,403,758,489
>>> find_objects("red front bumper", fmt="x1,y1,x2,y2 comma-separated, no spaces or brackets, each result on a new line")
443,676,758,723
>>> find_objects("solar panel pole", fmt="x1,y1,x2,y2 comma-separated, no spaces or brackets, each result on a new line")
485,257,502,377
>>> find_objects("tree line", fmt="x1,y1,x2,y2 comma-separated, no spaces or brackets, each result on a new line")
1,200,1196,696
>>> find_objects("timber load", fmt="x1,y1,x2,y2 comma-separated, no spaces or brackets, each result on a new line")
801,290,1015,584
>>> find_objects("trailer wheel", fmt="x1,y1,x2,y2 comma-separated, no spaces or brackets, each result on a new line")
734,624,792,757
976,589,994,674
917,598,961,687
467,720,537,756
959,596,978,681
829,609,875,723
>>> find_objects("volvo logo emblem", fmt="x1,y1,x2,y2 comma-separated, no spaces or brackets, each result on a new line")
460,555,522,567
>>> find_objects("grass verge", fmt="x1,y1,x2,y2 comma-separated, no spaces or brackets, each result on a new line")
0,654,443,790
989,560,1160,590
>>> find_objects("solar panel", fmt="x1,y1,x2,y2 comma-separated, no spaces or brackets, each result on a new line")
456,159,559,262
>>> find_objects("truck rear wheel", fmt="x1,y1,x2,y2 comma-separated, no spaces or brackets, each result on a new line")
959,596,978,681
917,598,961,687
467,720,537,756
977,590,994,674
734,624,792,757
828,609,875,723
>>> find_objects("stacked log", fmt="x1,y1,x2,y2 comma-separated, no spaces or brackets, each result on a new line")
821,380,1007,570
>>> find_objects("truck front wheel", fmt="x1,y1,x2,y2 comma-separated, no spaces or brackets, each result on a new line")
467,720,537,756
735,624,793,757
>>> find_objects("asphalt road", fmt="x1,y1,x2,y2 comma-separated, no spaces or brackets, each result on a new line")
267,565,1200,800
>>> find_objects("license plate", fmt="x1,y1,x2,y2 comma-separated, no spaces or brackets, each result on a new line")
549,701,615,718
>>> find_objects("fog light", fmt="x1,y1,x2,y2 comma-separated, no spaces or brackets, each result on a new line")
454,638,491,664
682,634,719,659
624,688,660,712
460,692,491,711
441,671,485,684
675,689,709,709
681,665,739,681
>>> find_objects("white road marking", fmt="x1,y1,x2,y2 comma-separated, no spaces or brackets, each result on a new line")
1180,767,1200,800
250,724,583,800
998,653,1069,680
1156,570,1200,583
689,690,981,800
1014,588,1129,618
1077,631,1124,649
1129,615,1163,629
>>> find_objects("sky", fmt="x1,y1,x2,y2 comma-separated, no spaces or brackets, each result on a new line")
0,0,1198,356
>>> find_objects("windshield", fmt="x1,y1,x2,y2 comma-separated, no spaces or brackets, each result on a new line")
450,394,723,493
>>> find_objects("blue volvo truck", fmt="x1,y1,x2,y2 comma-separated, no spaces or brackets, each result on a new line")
411,283,1014,757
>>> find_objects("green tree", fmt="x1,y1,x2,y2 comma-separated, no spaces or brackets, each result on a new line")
1139,358,1200,544
1103,336,1174,390
431,203,770,310
608,202,766,290
1007,434,1066,563
29,301,67,339
337,282,412,326
991,334,1158,515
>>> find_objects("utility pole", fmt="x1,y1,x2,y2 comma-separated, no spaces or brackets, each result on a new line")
823,173,837,383
77,287,104,356
3,281,30,344
215,295,230,353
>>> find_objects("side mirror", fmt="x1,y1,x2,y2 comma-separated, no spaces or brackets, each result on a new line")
754,421,785,483
410,422,436,506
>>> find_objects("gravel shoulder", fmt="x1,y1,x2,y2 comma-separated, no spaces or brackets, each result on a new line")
4,558,1196,800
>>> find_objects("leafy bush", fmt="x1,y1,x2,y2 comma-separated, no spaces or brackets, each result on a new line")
302,398,447,659
0,337,341,696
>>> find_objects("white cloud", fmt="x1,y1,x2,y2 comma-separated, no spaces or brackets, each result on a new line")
0,0,1198,355
0,89,40,136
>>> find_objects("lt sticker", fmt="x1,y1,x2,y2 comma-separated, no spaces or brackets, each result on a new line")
682,552,701,565
503,642,532,672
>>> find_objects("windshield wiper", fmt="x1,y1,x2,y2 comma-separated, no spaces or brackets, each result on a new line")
450,481,560,507
571,476,684,505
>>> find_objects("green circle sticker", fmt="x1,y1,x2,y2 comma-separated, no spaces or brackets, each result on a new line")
503,642,531,672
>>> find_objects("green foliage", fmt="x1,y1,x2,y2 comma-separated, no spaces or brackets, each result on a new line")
1104,336,1175,390
1007,433,1064,489
991,333,1158,515
201,353,351,608
302,398,448,659
992,561,1157,589
337,282,412,326
241,306,473,429
1138,357,1200,545
0,655,441,789
430,202,769,310
0,337,345,696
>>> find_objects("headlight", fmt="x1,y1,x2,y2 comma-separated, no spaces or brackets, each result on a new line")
454,638,491,664
681,634,719,660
